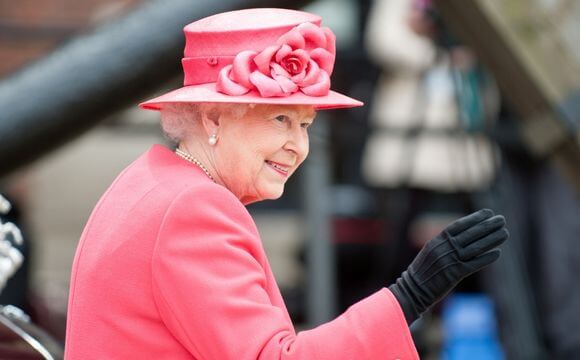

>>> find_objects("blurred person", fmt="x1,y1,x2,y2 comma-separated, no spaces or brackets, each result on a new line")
0,190,30,309
362,0,500,277
0,194,66,359
64,8,508,359
0,194,24,293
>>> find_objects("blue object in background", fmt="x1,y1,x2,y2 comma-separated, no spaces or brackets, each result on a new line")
441,293,504,360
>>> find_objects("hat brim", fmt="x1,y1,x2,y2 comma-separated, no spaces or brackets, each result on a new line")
139,83,363,111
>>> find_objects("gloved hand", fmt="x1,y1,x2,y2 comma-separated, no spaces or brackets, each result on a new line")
388,209,508,324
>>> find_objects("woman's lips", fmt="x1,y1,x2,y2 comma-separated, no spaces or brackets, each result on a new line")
265,160,290,177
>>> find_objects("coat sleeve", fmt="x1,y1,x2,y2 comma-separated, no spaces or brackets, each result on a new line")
151,184,418,359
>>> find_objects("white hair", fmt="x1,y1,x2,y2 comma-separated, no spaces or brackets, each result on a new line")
159,103,251,144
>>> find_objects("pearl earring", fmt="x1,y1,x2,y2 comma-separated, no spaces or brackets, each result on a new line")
208,133,218,146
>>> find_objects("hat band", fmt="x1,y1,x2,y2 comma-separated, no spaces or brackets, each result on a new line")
182,56,235,86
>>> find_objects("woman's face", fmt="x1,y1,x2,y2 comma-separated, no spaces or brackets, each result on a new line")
213,104,316,204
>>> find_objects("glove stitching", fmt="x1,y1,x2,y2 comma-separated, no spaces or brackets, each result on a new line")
445,230,464,252
415,248,455,278
411,239,449,271
417,261,462,286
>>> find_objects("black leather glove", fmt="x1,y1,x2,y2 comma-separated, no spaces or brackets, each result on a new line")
388,209,508,324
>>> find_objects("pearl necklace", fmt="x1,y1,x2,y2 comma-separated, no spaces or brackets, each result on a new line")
175,148,215,182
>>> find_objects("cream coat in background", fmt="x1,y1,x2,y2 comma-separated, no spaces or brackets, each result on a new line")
363,0,499,192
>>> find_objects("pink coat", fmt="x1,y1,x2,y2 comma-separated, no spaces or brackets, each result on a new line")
65,144,418,359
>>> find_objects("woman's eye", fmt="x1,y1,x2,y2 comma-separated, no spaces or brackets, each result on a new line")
301,122,311,129
275,115,288,122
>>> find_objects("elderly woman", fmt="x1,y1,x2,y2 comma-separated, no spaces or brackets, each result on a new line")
64,8,508,360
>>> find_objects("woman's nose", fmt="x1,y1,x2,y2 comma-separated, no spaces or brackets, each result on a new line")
284,127,309,159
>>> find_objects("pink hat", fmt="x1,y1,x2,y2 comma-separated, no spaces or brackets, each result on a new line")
139,8,363,111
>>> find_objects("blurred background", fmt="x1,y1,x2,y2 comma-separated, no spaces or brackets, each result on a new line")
0,0,578,359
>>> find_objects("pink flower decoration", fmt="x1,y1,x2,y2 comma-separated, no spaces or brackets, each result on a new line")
216,22,336,97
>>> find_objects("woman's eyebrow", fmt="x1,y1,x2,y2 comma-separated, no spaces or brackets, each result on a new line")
267,107,315,121
303,111,317,122
292,108,316,119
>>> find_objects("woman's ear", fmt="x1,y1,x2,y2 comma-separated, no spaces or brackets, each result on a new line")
200,105,221,137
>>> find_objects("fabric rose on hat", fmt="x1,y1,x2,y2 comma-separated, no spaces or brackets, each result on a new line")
216,22,336,97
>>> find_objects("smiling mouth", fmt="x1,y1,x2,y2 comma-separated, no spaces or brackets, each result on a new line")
265,160,290,177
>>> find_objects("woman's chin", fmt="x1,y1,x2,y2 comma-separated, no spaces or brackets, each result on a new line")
264,187,284,200
240,185,284,205
259,184,285,202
